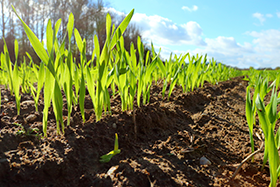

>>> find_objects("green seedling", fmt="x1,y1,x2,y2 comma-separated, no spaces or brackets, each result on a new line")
243,72,280,186
99,133,121,163
13,122,41,138
255,89,280,187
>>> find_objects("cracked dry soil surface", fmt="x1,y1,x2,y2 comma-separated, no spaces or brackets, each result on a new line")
0,76,278,186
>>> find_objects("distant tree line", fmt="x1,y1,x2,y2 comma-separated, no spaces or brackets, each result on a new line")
0,0,149,64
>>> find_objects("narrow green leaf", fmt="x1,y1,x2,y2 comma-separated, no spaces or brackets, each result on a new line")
94,35,100,63
46,19,53,56
12,63,21,115
106,13,111,40
110,9,134,50
14,39,18,62
79,71,86,123
12,5,49,65
67,13,74,44
246,86,255,156
42,69,55,136
54,19,61,37
74,29,83,53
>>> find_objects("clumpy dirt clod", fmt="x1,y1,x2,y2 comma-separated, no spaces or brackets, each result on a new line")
0,77,277,186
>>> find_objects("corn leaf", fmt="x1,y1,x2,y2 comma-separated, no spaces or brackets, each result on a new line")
110,9,134,50
12,6,49,65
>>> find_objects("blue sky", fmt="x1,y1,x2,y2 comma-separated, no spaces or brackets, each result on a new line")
108,0,280,69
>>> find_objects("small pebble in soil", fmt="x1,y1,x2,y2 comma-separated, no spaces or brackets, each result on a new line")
21,100,35,106
112,123,117,129
201,113,207,116
26,114,37,122
206,94,212,99
106,165,119,180
200,156,211,165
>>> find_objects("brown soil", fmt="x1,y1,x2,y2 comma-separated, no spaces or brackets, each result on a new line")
0,76,278,186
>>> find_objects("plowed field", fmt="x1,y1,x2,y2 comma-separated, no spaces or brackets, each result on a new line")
0,76,276,186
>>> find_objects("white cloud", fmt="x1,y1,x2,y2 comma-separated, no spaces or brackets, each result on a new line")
189,37,254,66
107,8,280,69
266,14,273,18
252,13,272,25
182,5,198,12
248,29,280,49
130,12,205,46
277,12,280,18
253,12,265,25
158,30,280,69
181,22,206,46
107,8,204,46
105,7,126,17
189,30,280,68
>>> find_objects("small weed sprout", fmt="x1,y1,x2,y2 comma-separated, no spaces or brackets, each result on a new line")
99,133,121,163
13,122,41,138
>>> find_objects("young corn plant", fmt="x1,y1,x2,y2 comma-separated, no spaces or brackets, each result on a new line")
190,55,205,91
2,39,14,95
105,10,134,112
157,52,173,98
135,40,159,106
167,53,187,100
99,133,121,163
126,42,138,110
113,42,130,111
18,56,32,94
12,61,21,115
10,39,21,115
63,13,75,126
73,26,87,123
141,44,159,104
45,19,64,135
13,6,65,135
0,39,21,115
246,76,275,161
255,86,280,187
